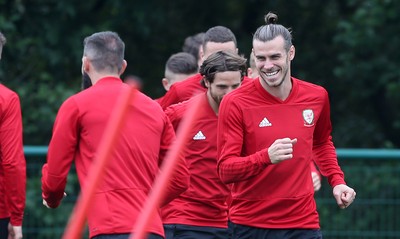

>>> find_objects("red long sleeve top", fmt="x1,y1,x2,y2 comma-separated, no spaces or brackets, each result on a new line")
41,77,189,238
217,77,346,229
157,73,205,110
157,74,253,110
162,94,230,228
0,84,26,226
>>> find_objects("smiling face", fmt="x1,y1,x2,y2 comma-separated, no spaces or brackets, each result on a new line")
252,36,295,90
205,71,242,106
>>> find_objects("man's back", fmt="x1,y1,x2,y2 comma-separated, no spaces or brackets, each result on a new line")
43,77,188,238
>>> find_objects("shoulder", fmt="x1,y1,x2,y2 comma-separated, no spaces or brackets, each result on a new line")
294,77,328,94
165,97,191,120
170,73,203,90
223,79,256,104
0,85,21,115
137,90,165,111
0,84,19,100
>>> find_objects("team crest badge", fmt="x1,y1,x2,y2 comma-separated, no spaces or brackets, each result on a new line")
303,109,314,126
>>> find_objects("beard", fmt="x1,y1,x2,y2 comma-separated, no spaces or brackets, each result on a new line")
259,59,290,88
209,91,223,106
81,72,92,90
259,69,286,88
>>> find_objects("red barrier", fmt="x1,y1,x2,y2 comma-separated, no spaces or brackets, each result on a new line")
62,85,137,239
130,96,202,239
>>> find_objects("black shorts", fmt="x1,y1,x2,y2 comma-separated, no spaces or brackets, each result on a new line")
232,223,322,239
0,218,10,239
164,224,229,239
92,233,163,239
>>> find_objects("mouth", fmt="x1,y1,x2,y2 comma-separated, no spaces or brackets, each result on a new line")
260,69,280,80
264,70,279,77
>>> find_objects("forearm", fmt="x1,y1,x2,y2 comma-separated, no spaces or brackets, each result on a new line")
160,165,189,207
41,164,67,208
218,149,271,184
314,141,345,187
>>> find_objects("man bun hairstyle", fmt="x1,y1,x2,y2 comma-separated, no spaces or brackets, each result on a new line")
253,11,293,51
265,12,278,24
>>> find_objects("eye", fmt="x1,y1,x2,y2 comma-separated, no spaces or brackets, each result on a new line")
217,85,228,90
270,54,281,60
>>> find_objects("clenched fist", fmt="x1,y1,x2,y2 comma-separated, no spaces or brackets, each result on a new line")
268,138,297,164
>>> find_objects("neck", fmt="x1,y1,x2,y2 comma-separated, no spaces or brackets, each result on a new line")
260,76,292,101
90,72,120,85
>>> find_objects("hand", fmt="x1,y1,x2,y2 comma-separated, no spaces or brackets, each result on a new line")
311,171,321,191
42,198,51,208
333,184,356,209
268,138,297,164
8,223,22,239
43,192,67,208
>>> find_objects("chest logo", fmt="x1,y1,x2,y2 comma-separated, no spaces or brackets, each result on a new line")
259,117,272,127
193,131,206,140
303,109,314,126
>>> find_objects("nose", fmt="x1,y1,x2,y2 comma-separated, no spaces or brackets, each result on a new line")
262,59,274,70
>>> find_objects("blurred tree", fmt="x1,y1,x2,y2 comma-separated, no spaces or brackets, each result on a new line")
1,0,400,238
331,0,400,148
0,0,399,147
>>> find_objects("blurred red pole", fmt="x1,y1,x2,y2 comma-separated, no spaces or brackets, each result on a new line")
62,84,137,239
130,96,202,239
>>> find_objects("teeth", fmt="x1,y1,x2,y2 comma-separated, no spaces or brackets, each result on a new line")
265,71,278,76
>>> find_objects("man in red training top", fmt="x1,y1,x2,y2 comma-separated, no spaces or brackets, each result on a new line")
217,12,356,239
0,31,26,239
155,52,198,104
248,50,322,192
41,31,189,239
158,26,252,110
162,51,247,239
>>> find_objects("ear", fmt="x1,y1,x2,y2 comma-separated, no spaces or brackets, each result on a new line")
204,79,210,88
289,45,295,61
162,78,170,91
247,68,253,77
199,45,206,65
199,45,204,59
198,45,203,59
82,56,90,73
119,60,127,76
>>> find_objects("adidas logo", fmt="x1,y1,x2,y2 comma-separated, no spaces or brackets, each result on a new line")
193,131,206,140
259,117,272,127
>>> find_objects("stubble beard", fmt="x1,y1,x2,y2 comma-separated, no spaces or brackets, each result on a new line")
259,61,290,89
82,72,93,90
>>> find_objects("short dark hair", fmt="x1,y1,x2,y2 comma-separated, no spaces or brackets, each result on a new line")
203,26,237,51
182,32,204,63
83,31,125,73
165,52,198,75
199,51,247,86
253,12,293,51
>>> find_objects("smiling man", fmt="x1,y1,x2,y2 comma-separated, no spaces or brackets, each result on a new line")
217,12,356,239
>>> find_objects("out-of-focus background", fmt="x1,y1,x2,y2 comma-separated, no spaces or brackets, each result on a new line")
1,0,399,238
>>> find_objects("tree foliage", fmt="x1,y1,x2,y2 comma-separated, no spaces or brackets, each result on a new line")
0,0,399,147
1,1,400,238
